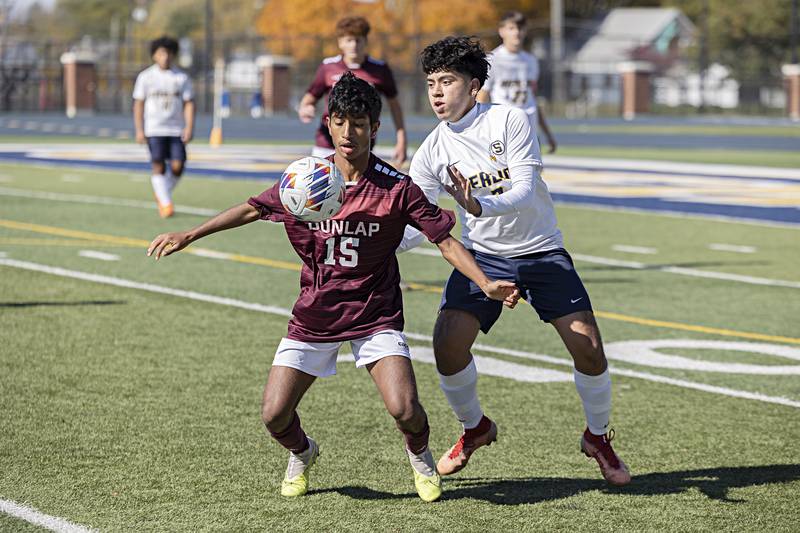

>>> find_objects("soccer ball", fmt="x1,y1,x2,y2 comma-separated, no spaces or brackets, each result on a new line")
278,156,346,222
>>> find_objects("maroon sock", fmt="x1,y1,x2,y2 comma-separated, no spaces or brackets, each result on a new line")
401,418,430,455
268,412,309,454
464,415,491,440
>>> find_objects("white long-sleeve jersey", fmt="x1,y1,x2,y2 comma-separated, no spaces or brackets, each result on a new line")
400,103,562,257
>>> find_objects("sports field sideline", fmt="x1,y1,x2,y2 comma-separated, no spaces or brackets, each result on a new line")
0,145,798,530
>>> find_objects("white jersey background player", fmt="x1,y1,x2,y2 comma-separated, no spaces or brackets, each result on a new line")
133,36,195,218
478,11,557,154
401,36,630,486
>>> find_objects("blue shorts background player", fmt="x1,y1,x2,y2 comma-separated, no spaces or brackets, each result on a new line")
133,36,195,218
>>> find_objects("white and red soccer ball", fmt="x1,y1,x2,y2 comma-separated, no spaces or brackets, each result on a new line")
278,156,345,222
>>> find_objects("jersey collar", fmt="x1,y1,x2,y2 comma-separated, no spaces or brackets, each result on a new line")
446,103,481,133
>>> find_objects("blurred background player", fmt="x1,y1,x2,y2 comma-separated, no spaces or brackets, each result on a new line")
133,36,195,218
401,36,629,486
147,72,518,502
297,16,408,166
478,11,557,154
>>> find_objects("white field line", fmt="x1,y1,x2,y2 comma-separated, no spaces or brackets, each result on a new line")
2,257,798,409
78,250,120,261
709,243,757,254
611,244,657,254
0,498,95,533
554,199,800,230
572,253,800,289
0,187,216,217
1,187,797,289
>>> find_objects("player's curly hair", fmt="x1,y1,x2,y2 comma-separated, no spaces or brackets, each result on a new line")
328,71,382,124
420,36,489,87
150,36,179,56
336,16,370,38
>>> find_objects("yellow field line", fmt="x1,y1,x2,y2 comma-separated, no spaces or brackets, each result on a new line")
0,238,121,247
593,311,800,345
2,217,798,345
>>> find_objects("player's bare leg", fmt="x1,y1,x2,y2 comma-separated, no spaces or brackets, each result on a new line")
367,355,441,502
432,309,497,475
261,366,320,496
551,310,631,485
150,160,174,218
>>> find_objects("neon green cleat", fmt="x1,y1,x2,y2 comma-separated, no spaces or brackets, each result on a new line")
413,469,443,503
407,447,442,502
280,437,319,497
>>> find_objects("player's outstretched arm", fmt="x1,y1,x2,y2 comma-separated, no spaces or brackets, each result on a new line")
436,236,520,308
147,202,261,260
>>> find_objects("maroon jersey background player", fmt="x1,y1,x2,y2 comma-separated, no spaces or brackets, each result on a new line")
306,56,398,150
247,154,453,341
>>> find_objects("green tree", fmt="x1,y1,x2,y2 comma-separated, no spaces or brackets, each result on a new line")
664,0,793,82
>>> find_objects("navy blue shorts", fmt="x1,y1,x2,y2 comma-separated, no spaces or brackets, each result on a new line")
147,136,186,163
440,248,592,333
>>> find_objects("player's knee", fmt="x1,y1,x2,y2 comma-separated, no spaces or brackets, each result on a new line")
171,164,184,177
575,343,607,374
387,397,419,426
261,402,292,431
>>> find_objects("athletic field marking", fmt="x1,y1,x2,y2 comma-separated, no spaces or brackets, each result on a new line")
556,200,800,230
0,174,13,182
338,347,573,384
61,174,83,183
2,257,797,409
572,253,800,289
1,218,798,345
0,497,94,533
611,244,657,254
709,243,757,254
0,238,119,247
4,185,794,288
0,251,6,258
0,187,217,216
78,250,120,261
407,248,440,257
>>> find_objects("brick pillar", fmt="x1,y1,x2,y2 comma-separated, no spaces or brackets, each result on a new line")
782,64,800,121
60,52,97,117
617,61,653,120
257,55,292,115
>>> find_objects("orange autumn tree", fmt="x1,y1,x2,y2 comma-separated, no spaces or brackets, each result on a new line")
255,0,499,70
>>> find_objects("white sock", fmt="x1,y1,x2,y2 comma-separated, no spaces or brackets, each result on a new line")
439,359,484,430
406,447,435,477
574,368,612,436
166,174,179,194
150,174,171,205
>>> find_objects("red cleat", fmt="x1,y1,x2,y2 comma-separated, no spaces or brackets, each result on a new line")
581,428,631,486
437,416,498,476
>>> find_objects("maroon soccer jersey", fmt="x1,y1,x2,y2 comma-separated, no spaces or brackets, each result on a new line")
247,154,455,342
307,55,398,149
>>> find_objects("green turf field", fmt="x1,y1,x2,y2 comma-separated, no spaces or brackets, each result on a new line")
1,161,799,531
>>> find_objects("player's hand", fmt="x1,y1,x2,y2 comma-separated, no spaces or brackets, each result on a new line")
147,231,192,260
482,280,520,309
135,131,146,144
444,164,482,217
298,104,315,124
181,128,194,143
547,137,557,154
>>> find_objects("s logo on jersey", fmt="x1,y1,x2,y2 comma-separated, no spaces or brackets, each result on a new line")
490,140,505,156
